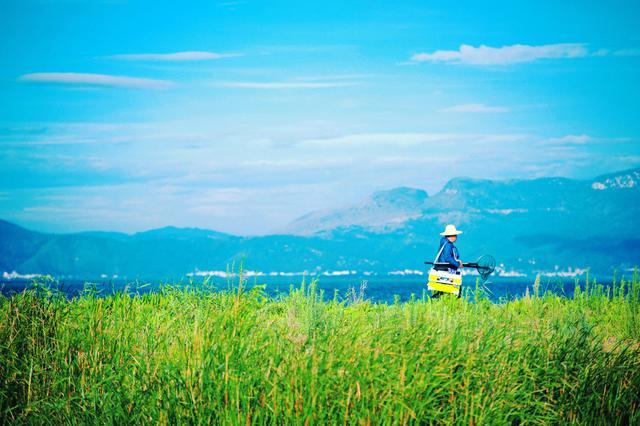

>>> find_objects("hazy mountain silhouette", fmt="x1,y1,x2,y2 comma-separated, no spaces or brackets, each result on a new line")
1,168,639,279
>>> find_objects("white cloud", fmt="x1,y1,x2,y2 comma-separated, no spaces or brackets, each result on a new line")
20,73,173,89
440,103,509,113
109,51,241,61
541,134,592,145
411,43,588,65
211,80,358,89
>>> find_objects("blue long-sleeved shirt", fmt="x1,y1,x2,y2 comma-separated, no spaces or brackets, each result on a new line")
436,237,461,270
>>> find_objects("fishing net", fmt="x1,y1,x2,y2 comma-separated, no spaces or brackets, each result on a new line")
475,254,496,281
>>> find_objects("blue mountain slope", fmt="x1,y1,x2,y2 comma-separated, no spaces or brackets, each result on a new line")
0,219,51,272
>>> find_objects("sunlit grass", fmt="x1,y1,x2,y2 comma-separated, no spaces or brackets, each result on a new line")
1,272,639,424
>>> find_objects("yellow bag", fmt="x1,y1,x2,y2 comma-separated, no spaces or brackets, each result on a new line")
427,268,462,295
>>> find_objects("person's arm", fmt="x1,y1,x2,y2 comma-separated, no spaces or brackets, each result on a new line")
452,245,463,268
440,243,459,269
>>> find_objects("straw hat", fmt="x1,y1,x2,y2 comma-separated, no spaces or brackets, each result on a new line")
440,224,463,236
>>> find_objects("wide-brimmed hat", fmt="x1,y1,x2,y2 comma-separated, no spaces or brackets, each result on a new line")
440,224,463,236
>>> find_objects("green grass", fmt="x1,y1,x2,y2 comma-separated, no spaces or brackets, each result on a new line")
1,273,639,425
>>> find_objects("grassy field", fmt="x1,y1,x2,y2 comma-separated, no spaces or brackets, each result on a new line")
1,273,639,425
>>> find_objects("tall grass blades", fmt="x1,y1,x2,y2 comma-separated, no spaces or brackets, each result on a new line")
1,274,639,424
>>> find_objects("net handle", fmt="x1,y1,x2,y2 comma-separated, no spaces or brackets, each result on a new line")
425,261,491,270
462,262,492,270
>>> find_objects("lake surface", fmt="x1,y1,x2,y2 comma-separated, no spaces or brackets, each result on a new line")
0,274,610,303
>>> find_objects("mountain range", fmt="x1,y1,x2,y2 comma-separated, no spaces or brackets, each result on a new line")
2,167,639,280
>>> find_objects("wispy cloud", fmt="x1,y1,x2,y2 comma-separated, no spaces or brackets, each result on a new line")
211,80,359,89
0,122,215,147
217,1,247,9
298,132,528,147
2,121,627,234
20,73,173,89
253,44,358,56
612,48,640,57
411,43,588,65
293,74,372,82
541,134,592,145
440,103,509,113
239,158,354,170
109,51,241,61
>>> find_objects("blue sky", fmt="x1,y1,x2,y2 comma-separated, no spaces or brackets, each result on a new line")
1,0,639,235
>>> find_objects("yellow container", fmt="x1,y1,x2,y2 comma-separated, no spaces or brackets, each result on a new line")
427,268,462,295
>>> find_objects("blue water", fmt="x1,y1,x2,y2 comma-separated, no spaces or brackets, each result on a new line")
0,275,604,303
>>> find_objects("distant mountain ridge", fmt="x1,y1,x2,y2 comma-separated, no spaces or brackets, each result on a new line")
1,167,639,279
283,187,429,236
285,167,640,237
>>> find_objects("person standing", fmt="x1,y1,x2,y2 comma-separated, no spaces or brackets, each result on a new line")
436,224,463,271
429,224,464,299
